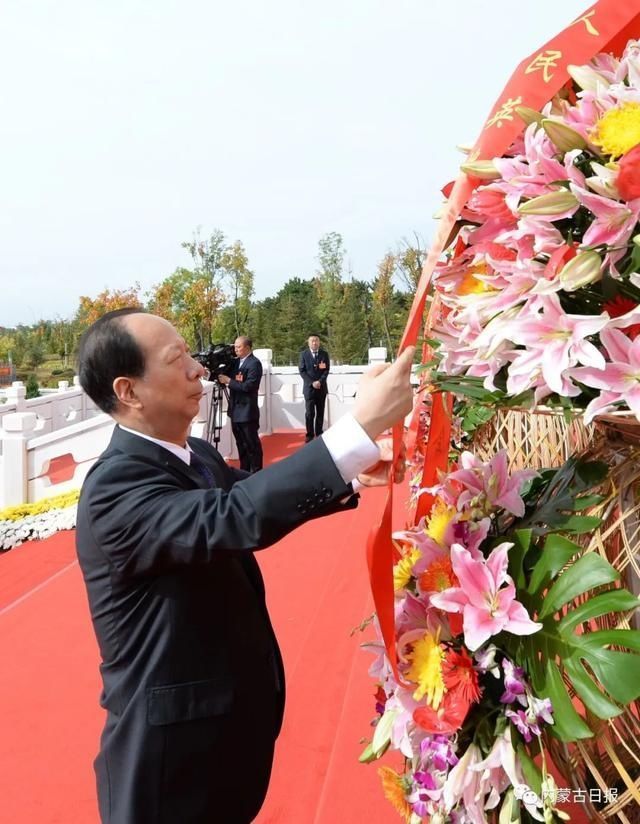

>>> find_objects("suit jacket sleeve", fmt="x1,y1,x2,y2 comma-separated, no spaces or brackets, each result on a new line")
319,350,330,385
228,356,262,393
80,438,357,578
298,351,309,383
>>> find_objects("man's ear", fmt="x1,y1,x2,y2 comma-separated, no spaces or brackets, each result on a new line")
112,376,143,410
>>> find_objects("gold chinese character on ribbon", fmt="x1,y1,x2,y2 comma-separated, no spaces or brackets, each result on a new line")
571,10,599,36
486,96,523,129
525,50,563,83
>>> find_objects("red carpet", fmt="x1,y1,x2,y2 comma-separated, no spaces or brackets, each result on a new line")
0,432,589,823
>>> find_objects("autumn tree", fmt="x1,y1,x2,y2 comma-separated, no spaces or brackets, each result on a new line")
219,240,254,339
75,285,144,331
395,234,426,292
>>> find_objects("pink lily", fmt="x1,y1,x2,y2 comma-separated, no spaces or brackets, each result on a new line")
572,326,640,422
443,450,537,517
571,184,640,264
430,543,542,651
506,294,608,395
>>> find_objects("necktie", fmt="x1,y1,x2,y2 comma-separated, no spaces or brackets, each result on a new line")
190,452,217,488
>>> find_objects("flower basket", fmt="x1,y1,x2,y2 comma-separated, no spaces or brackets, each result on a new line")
543,437,640,822
471,407,595,472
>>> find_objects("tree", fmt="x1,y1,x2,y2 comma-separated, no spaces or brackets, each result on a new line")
372,252,396,352
220,240,254,339
315,232,345,341
0,334,15,362
25,374,40,399
76,285,144,331
396,234,426,293
25,342,46,370
331,281,369,364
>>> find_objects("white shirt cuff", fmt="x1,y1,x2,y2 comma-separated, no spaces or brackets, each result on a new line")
322,414,380,485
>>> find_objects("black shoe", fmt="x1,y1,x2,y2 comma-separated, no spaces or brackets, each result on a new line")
304,436,313,443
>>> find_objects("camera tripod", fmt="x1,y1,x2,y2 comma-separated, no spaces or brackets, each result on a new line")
206,380,230,447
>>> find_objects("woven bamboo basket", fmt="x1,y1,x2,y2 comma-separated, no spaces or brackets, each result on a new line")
470,410,640,822
471,406,595,471
541,426,640,823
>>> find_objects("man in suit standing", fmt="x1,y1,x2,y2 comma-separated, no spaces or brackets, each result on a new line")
75,308,414,824
218,335,263,473
299,334,330,442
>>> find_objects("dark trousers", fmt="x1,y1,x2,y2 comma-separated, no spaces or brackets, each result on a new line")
304,392,326,439
232,420,263,473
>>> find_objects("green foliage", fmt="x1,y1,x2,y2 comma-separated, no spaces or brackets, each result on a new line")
332,281,370,364
25,374,40,399
503,458,640,743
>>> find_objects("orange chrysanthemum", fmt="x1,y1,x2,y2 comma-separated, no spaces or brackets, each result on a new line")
378,767,412,822
419,556,459,594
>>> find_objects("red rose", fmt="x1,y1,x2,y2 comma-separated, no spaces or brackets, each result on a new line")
617,143,640,201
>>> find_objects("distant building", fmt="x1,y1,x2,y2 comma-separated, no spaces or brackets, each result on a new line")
0,363,15,386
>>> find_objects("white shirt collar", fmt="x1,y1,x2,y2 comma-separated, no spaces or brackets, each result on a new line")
118,424,192,465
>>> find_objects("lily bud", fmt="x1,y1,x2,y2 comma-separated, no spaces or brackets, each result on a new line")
518,190,579,216
460,160,501,180
567,63,608,93
633,234,640,249
559,250,602,291
542,118,587,153
516,106,544,126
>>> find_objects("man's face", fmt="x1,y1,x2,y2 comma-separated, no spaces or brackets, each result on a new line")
120,314,205,434
308,336,320,352
234,338,251,358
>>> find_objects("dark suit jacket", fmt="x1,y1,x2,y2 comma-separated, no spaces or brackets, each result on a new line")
226,352,262,423
298,348,330,400
76,425,357,823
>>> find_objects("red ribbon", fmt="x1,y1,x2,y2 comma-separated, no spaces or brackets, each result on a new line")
367,0,640,684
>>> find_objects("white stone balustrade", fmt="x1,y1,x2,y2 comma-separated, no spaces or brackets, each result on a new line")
0,348,399,508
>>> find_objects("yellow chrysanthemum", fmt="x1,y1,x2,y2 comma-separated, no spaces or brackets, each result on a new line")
591,101,640,158
378,766,412,822
405,631,446,707
0,489,80,522
392,548,421,592
425,498,456,547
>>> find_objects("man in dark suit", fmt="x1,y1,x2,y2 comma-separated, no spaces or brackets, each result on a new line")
75,309,413,824
218,336,263,472
299,334,330,442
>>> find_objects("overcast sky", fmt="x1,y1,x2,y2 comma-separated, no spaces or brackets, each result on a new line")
1,0,589,327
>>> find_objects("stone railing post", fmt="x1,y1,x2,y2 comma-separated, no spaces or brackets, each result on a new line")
368,347,387,365
5,381,26,412
254,348,273,436
0,412,38,508
58,380,70,391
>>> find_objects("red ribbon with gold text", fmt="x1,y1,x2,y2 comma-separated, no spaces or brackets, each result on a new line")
367,0,640,683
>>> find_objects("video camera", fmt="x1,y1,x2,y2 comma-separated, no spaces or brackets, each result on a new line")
192,343,236,381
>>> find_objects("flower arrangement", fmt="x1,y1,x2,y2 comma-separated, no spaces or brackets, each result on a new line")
0,490,79,550
361,451,640,822
429,39,640,426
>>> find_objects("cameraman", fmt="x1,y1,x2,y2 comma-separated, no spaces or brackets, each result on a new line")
218,335,263,473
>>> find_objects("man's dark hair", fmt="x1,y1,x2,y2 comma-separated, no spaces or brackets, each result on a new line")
307,334,320,339
78,308,147,414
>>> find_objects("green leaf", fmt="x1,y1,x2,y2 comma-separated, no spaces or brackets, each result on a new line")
580,628,640,653
539,554,620,619
517,743,543,796
543,660,593,741
569,494,604,511
558,590,640,634
510,529,532,591
528,534,580,595
563,656,622,718
583,647,640,704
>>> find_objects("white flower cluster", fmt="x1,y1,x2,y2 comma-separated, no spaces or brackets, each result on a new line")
0,505,77,551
